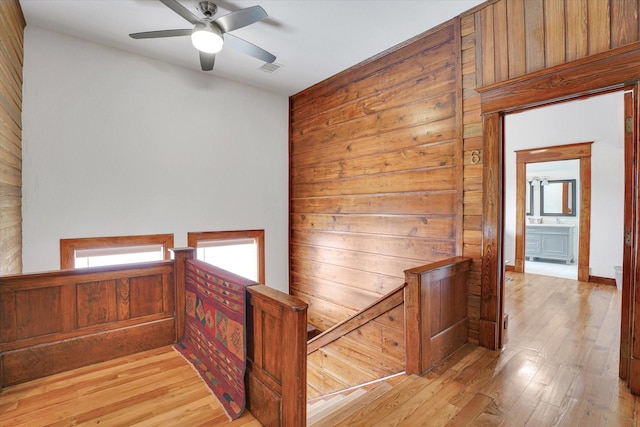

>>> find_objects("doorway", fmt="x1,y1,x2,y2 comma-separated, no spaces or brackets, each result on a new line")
477,49,639,389
524,160,580,279
503,93,624,283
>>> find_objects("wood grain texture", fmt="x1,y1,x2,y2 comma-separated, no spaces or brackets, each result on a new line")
480,112,502,350
315,273,635,425
0,0,24,275
405,257,472,375
544,0,565,67
468,0,640,390
565,0,588,62
620,88,636,382
246,285,308,427
476,0,640,88
611,0,639,48
289,21,464,344
0,346,262,426
307,285,404,354
0,261,176,387
3,274,635,426
524,0,545,73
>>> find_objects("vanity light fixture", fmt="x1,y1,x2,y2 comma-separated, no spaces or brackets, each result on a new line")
528,176,550,187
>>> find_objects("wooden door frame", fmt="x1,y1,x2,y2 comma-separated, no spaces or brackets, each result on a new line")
514,143,592,282
620,88,637,384
476,41,640,357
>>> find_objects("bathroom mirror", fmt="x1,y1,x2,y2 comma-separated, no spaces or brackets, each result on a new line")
540,179,576,216
526,184,533,216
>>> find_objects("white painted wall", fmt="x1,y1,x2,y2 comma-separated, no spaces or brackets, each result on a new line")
504,91,625,278
21,26,290,292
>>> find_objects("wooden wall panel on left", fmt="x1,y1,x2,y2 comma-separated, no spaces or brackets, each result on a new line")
0,0,25,275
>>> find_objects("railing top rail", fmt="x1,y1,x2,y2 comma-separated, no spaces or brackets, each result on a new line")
0,260,174,292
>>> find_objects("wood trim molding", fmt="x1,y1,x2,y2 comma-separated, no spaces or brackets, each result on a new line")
478,41,640,114
589,276,617,287
480,112,503,350
479,43,640,351
620,87,637,382
187,229,265,284
514,142,592,281
60,234,174,270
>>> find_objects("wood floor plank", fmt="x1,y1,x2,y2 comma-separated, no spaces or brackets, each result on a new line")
444,392,493,426
0,346,259,426
2,271,640,426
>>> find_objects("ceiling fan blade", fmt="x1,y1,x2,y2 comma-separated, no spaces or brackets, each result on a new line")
158,0,202,25
200,51,215,71
214,5,267,33
129,29,191,39
223,33,275,63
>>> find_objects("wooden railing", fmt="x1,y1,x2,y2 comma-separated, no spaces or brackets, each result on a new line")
2,249,308,426
307,284,405,354
304,257,471,397
405,256,472,375
246,285,308,426
0,260,177,387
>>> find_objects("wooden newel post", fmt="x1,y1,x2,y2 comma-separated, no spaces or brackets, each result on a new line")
404,257,471,376
170,247,195,342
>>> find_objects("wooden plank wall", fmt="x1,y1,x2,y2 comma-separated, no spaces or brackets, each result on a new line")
0,0,25,275
289,21,464,334
474,0,640,88
461,13,483,344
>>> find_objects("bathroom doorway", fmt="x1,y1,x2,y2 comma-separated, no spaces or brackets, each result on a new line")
504,92,625,283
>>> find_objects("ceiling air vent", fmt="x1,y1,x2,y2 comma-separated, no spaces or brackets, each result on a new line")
259,62,283,73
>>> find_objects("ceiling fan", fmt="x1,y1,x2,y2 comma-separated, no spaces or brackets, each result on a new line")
129,0,276,71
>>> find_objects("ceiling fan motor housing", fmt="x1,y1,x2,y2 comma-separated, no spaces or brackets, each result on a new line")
196,1,218,18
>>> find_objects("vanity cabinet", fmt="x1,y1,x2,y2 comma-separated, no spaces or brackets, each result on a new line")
525,224,575,264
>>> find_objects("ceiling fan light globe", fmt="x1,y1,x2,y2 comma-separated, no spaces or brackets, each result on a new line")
191,23,223,53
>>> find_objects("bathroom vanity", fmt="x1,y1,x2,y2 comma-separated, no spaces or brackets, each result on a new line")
525,224,575,264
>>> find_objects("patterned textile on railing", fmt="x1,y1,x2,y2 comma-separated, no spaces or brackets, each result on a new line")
175,259,256,420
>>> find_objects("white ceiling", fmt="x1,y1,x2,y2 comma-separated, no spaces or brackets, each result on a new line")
19,0,484,97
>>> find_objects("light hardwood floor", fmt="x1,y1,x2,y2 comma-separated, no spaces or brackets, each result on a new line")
0,346,261,426
1,271,638,426
309,271,639,426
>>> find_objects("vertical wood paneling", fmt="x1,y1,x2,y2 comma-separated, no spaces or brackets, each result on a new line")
544,0,566,67
493,1,510,83
289,21,463,335
588,0,611,55
480,7,495,86
0,0,24,275
565,0,588,62
524,0,545,73
507,0,527,78
611,0,639,48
